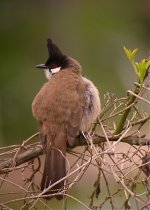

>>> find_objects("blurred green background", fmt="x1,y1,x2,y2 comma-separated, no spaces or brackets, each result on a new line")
0,0,149,145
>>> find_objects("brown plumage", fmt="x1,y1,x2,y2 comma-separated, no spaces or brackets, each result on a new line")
32,59,85,199
32,39,101,200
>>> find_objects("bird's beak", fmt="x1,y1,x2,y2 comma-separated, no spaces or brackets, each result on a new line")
35,64,48,69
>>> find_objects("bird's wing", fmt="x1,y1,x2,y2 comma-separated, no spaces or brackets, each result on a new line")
67,105,83,146
67,80,85,146
38,121,47,151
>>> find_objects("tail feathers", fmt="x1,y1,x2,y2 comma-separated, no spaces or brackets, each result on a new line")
41,148,66,200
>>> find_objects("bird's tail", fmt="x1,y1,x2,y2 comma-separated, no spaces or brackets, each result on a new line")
41,146,66,200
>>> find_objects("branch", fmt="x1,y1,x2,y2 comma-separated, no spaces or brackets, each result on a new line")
0,134,149,175
0,145,43,174
114,84,140,135
114,55,149,135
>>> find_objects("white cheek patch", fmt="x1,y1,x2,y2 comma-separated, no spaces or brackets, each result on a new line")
44,69,52,80
44,67,61,80
51,67,61,74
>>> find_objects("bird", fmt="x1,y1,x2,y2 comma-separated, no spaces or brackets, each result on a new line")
32,39,101,200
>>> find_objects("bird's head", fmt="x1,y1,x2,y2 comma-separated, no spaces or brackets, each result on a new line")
36,39,68,79
36,39,82,79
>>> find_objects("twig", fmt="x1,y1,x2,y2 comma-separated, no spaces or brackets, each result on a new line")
0,144,43,174
128,90,150,105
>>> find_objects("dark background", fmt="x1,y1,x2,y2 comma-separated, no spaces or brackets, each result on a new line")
0,0,149,145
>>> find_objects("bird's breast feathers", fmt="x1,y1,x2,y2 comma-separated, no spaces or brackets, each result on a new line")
32,70,85,122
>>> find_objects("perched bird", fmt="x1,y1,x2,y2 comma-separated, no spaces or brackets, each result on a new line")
32,39,101,199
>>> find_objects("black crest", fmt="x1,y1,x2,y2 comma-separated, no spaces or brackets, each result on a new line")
47,39,63,58
45,39,68,69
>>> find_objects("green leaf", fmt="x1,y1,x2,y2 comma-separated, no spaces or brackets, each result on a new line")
135,59,149,83
123,47,138,62
124,47,149,84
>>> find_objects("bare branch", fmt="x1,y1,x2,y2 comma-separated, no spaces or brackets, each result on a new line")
0,134,149,175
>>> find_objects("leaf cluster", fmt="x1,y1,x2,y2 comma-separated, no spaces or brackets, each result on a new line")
124,47,150,83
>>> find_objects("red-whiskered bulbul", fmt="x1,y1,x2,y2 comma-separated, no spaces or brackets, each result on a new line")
32,39,101,199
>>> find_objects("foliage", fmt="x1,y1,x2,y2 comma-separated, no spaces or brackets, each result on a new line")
124,47,150,84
